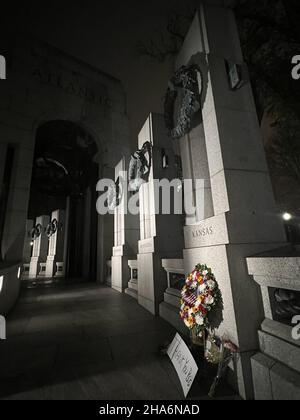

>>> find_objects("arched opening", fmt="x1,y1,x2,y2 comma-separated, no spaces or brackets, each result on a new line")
27,120,99,284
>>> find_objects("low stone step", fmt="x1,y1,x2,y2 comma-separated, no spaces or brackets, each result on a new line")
125,288,138,300
128,280,138,291
159,301,188,338
164,289,181,308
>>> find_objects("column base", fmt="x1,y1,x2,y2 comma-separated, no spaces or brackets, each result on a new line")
137,252,167,316
28,257,40,279
252,352,300,400
125,288,138,300
45,256,56,278
111,252,129,293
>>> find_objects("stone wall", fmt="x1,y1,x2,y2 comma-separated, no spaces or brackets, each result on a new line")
0,36,131,313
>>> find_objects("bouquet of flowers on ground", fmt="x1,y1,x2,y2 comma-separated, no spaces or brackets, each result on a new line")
180,264,222,345
205,335,239,398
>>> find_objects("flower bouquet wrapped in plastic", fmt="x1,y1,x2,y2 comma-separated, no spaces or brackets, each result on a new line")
205,335,239,398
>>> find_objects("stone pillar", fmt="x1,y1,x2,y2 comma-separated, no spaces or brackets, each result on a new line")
45,210,66,278
82,188,92,280
111,158,139,293
21,219,33,279
1,138,34,262
29,215,50,279
22,219,33,263
106,260,112,286
137,113,184,315
0,143,7,201
0,143,8,261
179,5,286,399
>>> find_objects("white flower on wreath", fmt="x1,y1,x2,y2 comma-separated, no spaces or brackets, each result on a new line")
198,283,207,294
207,280,216,290
191,281,198,290
194,299,201,308
203,270,208,275
204,295,215,306
195,314,204,326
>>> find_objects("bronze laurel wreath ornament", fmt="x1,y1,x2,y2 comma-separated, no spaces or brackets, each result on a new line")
29,224,43,241
274,289,300,319
107,176,123,211
46,219,58,238
128,141,152,192
164,65,202,139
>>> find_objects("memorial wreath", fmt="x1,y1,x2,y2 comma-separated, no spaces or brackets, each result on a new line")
107,177,122,211
128,141,152,192
46,219,58,238
30,224,43,241
180,264,239,398
180,264,222,340
164,65,201,139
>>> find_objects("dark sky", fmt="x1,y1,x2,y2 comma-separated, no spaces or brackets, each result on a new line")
1,0,199,145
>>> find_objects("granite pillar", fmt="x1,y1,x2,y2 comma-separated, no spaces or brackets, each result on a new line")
45,210,66,278
29,215,50,279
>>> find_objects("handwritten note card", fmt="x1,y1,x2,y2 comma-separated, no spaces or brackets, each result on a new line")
167,333,198,397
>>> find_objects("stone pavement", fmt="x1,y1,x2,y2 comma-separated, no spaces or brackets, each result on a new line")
0,283,238,400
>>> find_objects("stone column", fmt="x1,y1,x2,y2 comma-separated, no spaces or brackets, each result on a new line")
0,143,7,261
0,143,7,198
29,215,50,279
21,219,33,278
22,220,33,263
179,4,286,399
45,210,66,278
111,158,139,293
137,113,184,315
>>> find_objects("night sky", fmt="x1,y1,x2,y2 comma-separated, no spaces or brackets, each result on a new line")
1,0,199,144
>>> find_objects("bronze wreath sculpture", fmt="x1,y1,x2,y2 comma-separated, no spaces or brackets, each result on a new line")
164,65,202,139
29,223,43,241
107,176,123,211
274,289,300,319
129,141,152,193
46,219,58,238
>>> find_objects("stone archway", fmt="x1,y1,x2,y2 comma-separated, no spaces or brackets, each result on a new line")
0,36,131,313
27,120,100,282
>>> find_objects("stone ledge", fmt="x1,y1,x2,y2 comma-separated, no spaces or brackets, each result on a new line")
164,289,181,308
161,259,184,272
125,288,138,300
259,330,300,374
128,281,138,292
251,352,300,400
159,302,188,338
251,353,276,400
262,319,300,349
247,254,300,282
271,360,300,400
